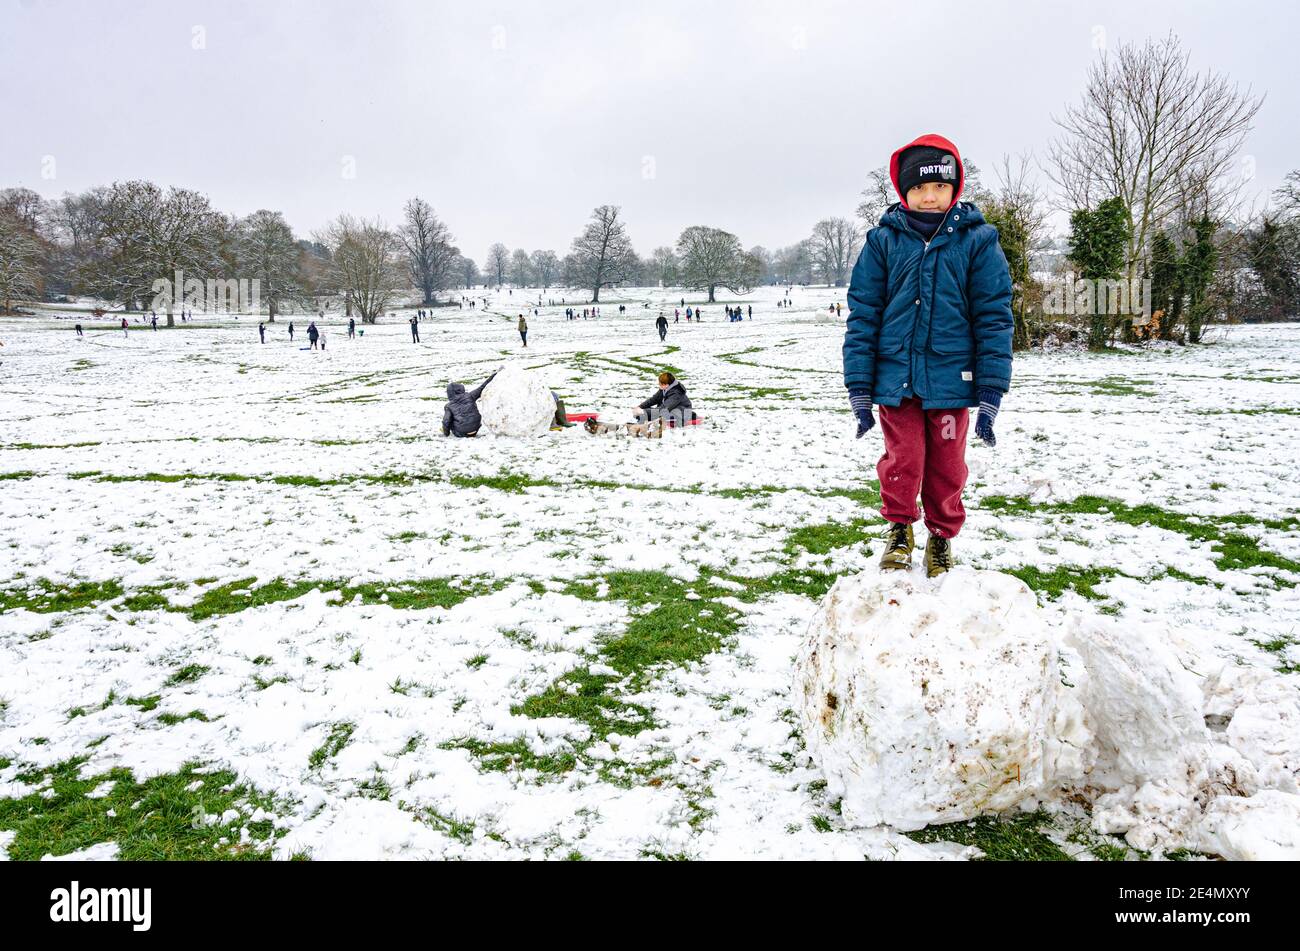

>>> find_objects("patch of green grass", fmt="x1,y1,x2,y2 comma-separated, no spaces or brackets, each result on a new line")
334,577,499,610
981,494,1300,585
417,807,477,844
441,737,578,779
388,531,426,543
0,757,279,860
466,653,488,669
0,471,39,481
122,587,174,611
156,710,212,726
308,722,355,769
785,519,873,556
1004,565,1119,601
0,578,123,614
2,441,102,450
188,577,323,621
906,811,1073,861
163,664,210,687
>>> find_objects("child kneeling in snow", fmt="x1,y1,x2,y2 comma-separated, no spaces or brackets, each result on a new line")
843,134,1013,577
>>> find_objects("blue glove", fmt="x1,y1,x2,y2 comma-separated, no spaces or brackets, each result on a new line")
975,387,1002,447
849,389,875,438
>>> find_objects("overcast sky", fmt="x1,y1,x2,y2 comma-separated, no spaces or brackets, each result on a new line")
2,0,1295,260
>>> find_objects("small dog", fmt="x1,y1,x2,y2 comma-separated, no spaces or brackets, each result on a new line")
583,417,662,438
625,419,663,439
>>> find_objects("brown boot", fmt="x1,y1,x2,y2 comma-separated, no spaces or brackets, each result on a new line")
925,534,953,578
879,521,914,570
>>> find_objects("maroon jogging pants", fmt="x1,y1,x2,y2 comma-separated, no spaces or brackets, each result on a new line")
875,397,970,539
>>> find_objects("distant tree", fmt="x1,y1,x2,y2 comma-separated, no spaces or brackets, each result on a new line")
569,205,636,303
457,254,481,289
316,215,403,323
510,248,532,287
484,243,509,288
648,246,678,286
530,250,559,288
856,167,895,226
1068,196,1132,349
981,154,1050,349
0,212,42,313
808,217,862,287
399,197,458,307
1244,217,1300,322
676,225,755,302
82,180,224,324
0,187,46,234
1049,32,1262,280
236,209,300,320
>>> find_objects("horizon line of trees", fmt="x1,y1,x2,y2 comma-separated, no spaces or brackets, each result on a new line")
2,34,1298,335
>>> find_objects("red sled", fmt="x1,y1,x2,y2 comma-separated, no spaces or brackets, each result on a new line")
566,412,600,423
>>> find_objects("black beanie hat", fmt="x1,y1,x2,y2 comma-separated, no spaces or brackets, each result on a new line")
897,145,959,199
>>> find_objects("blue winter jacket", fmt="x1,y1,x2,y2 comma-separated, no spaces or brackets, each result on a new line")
842,200,1013,409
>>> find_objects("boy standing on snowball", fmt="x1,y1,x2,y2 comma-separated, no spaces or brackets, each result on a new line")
843,133,1013,577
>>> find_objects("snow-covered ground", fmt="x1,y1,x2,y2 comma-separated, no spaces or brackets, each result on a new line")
1,286,1297,860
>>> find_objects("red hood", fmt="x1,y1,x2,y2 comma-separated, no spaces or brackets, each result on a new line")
889,133,964,210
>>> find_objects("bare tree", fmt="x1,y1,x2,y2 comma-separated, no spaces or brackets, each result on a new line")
236,209,300,320
1047,32,1263,277
399,197,458,307
510,248,532,287
484,243,509,288
649,246,678,286
81,181,224,324
808,218,863,287
676,225,757,302
0,188,47,234
569,205,636,303
317,215,403,323
458,254,481,289
856,167,895,225
982,154,1052,348
1275,170,1300,218
530,249,559,288
0,212,42,313
772,241,813,285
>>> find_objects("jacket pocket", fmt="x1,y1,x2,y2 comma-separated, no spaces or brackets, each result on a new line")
929,334,973,355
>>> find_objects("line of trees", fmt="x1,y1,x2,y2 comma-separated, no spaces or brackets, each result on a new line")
2,32,1296,330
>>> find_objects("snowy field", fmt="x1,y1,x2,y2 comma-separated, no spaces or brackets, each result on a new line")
1,285,1298,860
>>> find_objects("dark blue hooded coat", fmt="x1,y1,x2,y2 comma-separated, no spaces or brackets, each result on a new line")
843,135,1014,409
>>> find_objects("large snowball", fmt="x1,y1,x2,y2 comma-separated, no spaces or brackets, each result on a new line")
477,363,556,437
793,566,1091,831
793,564,1300,858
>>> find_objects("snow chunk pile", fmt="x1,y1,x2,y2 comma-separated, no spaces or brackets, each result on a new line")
793,567,1091,831
794,566,1300,859
477,363,555,437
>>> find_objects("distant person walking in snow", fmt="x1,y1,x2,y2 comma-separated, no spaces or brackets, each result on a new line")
75,324,83,336
288,321,295,342
348,317,356,339
518,314,528,347
308,322,319,349
410,316,420,343
121,318,129,338
442,370,499,437
656,313,668,342
259,322,265,343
